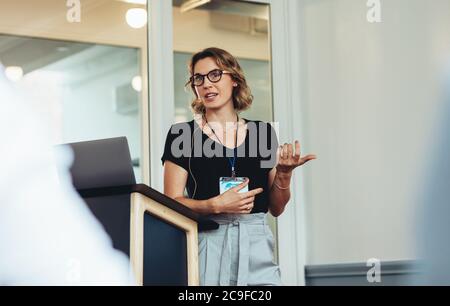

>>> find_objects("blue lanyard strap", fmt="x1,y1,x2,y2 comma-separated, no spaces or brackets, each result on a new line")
229,148,237,178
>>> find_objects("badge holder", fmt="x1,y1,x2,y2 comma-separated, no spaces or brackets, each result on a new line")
219,176,249,194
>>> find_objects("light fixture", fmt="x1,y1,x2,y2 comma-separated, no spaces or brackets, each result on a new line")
122,0,146,4
126,8,147,29
180,0,211,13
132,76,142,92
4,66,23,82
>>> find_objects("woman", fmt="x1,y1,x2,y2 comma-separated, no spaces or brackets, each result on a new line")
161,47,316,286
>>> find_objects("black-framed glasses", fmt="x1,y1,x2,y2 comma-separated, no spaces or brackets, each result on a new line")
189,69,232,87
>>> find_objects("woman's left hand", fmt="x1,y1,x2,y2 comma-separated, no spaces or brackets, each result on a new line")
276,141,316,174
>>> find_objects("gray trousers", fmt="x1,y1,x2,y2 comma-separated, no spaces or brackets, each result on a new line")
198,213,282,286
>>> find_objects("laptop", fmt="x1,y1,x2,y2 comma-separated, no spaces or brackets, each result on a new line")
67,137,136,190
64,136,136,256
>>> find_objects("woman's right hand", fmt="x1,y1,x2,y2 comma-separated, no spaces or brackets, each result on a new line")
211,179,264,214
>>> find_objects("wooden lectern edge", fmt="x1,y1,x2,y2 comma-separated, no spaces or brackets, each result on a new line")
77,184,219,231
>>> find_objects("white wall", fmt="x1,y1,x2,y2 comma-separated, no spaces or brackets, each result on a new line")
297,0,450,264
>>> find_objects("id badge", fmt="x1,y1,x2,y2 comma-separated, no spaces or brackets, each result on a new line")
219,177,249,194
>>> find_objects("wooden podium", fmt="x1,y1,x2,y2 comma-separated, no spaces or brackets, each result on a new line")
67,137,218,286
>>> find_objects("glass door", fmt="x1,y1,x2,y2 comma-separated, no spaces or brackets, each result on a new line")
0,0,149,182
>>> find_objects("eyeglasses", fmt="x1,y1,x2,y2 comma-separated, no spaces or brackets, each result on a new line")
189,69,232,87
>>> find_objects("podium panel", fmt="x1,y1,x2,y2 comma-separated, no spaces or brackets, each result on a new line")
130,192,199,286
143,212,188,286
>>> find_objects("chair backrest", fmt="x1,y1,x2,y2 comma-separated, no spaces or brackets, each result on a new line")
66,137,135,256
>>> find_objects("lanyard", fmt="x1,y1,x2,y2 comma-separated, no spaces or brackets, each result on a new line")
204,114,239,178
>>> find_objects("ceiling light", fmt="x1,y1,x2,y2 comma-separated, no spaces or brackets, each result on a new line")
126,8,147,29
123,0,146,4
132,76,142,92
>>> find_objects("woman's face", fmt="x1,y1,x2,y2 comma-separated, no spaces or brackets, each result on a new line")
193,57,235,112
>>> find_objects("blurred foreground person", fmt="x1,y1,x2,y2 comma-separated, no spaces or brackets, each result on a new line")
0,65,134,285
416,66,450,285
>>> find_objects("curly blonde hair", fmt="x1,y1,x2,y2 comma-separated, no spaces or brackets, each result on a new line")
185,47,253,115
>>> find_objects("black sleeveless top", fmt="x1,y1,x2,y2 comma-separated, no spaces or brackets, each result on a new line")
161,118,279,213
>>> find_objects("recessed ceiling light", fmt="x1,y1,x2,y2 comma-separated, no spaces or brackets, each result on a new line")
132,75,142,92
126,8,147,29
122,0,147,4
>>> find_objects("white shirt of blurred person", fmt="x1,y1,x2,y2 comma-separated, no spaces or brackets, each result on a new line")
0,65,134,285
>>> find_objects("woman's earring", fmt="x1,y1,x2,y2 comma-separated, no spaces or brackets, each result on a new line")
233,83,238,87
